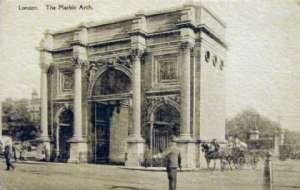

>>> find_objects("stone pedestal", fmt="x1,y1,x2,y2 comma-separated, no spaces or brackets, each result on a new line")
126,137,145,166
68,139,88,163
176,138,196,169
40,138,51,161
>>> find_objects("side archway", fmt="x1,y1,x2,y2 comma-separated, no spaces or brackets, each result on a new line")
54,107,73,162
144,99,181,156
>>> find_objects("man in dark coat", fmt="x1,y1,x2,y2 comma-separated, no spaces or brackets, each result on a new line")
163,137,182,190
4,145,15,171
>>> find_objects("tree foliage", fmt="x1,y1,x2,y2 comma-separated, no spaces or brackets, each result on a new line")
284,130,300,146
226,108,282,142
2,98,40,141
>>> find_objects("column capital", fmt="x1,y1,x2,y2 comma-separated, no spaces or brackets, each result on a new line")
130,48,145,60
72,56,88,69
180,41,194,50
40,63,51,72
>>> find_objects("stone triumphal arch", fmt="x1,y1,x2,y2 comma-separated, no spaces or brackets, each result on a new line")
38,3,226,168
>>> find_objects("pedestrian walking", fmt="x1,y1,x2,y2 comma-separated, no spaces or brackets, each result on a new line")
4,145,15,171
162,136,182,190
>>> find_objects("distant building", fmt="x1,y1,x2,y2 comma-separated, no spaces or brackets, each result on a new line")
28,89,41,123
38,3,227,168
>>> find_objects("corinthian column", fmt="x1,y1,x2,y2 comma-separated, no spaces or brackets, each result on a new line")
72,57,84,140
37,31,53,161
40,63,50,142
130,48,144,140
180,42,193,139
176,41,196,169
126,48,145,167
68,26,88,162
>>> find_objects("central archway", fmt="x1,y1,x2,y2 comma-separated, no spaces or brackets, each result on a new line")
90,68,131,164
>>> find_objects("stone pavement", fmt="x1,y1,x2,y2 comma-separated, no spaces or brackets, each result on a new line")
0,159,298,190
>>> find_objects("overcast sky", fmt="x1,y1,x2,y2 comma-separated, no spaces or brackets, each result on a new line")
0,0,299,131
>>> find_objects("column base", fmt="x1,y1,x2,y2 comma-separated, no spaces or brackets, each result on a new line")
125,136,145,167
176,136,196,168
36,136,51,161
42,141,51,162
68,138,88,163
36,135,51,142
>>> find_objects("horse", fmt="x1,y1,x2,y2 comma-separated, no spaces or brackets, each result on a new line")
201,143,232,171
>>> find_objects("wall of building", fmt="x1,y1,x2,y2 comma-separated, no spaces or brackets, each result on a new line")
198,32,226,142
109,105,129,163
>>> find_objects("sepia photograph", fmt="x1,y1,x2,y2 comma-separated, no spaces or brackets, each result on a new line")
0,0,299,189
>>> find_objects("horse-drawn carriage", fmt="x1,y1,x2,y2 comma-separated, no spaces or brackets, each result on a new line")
201,139,262,170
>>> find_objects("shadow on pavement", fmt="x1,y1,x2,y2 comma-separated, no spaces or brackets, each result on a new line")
276,185,300,189
14,161,49,165
110,185,152,190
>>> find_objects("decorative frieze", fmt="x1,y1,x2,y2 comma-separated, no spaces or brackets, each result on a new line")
89,55,132,69
143,94,181,121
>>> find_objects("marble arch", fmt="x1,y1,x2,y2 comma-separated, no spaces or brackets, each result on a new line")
38,3,226,168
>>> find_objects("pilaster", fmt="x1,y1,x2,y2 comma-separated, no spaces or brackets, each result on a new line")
37,31,53,160
176,26,197,168
68,25,88,163
126,13,147,166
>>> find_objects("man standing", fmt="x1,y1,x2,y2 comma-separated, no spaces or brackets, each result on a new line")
4,145,15,171
163,137,182,190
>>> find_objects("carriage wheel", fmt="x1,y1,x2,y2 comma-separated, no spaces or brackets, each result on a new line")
233,159,239,169
250,156,258,169
220,160,226,171
238,157,245,169
233,157,244,169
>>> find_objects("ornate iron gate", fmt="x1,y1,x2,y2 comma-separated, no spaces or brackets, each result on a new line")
93,102,111,163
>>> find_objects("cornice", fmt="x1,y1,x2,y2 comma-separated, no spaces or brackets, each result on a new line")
48,24,226,54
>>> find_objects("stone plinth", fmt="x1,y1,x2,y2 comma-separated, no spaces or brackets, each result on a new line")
68,138,88,163
125,137,145,167
176,137,196,169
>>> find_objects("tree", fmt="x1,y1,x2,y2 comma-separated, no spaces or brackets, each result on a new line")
2,98,40,141
284,130,300,146
226,108,281,142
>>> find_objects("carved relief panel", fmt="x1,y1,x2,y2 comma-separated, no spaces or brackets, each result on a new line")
57,69,74,96
153,53,179,86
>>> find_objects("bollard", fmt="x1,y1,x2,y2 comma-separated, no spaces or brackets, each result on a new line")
263,152,273,190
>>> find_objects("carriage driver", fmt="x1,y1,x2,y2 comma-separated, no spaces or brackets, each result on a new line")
208,139,220,156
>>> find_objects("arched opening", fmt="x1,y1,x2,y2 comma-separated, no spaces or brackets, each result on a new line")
56,109,73,162
92,68,131,96
91,68,131,164
145,104,180,156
